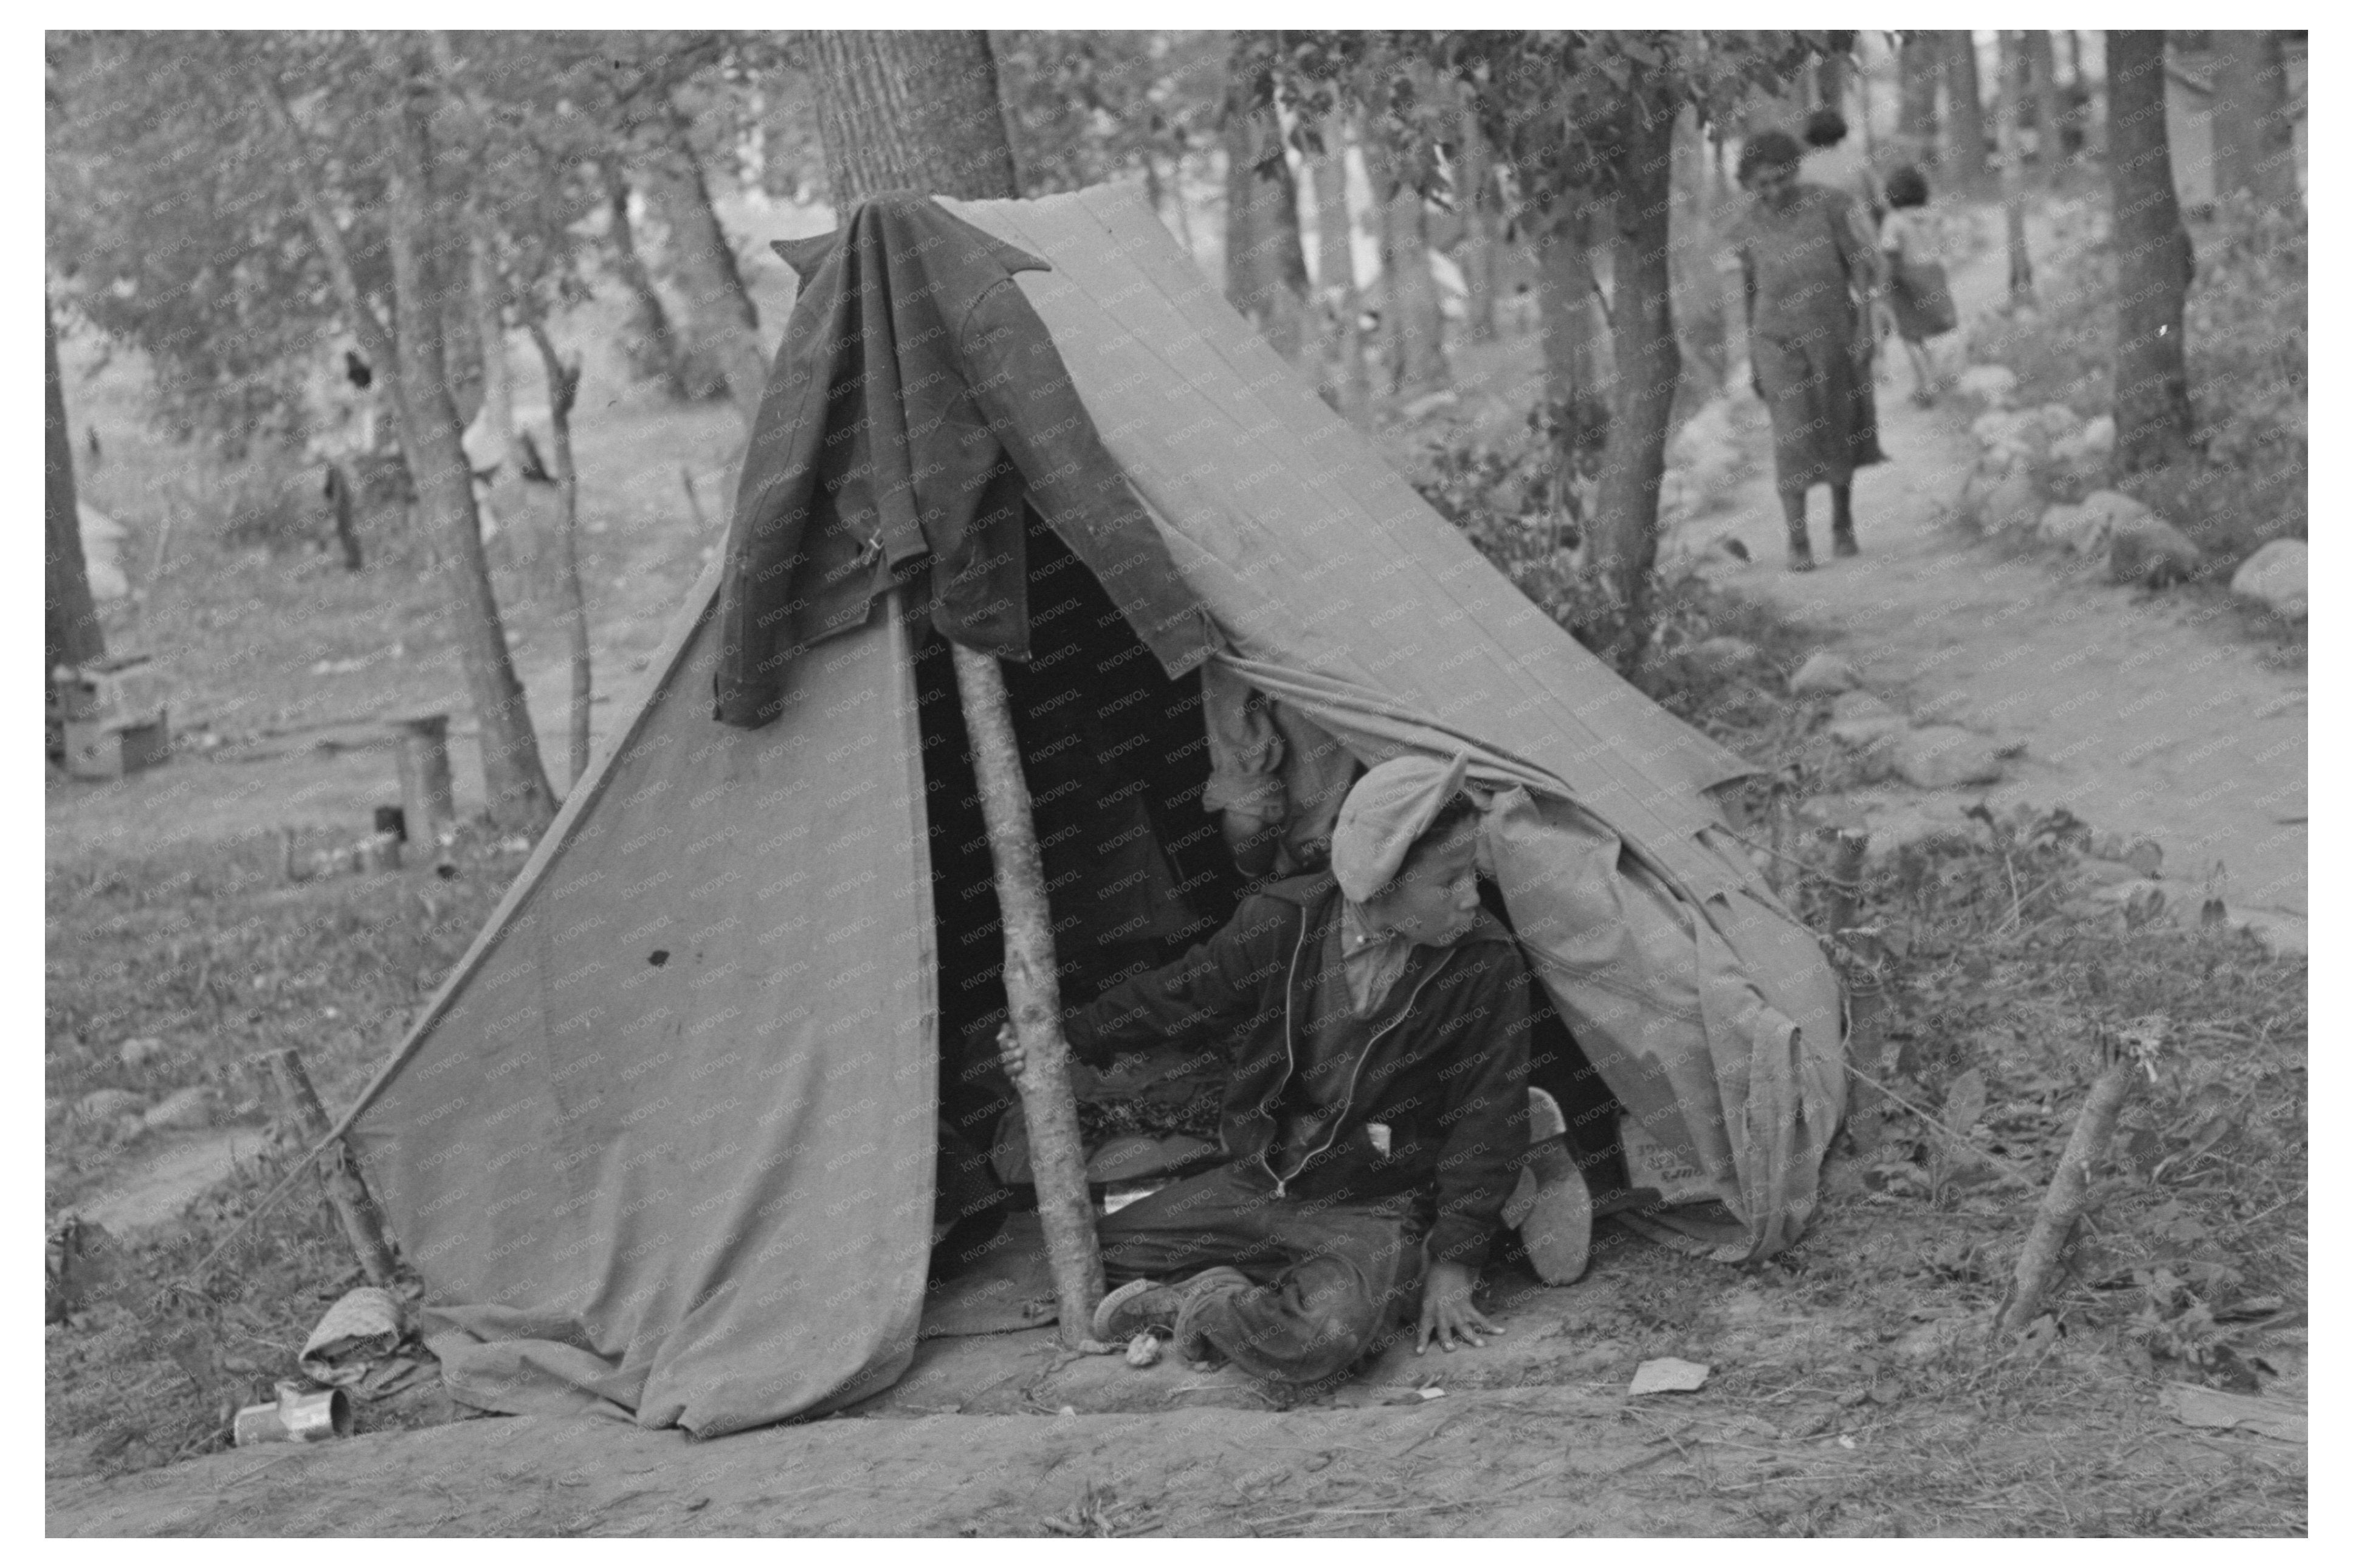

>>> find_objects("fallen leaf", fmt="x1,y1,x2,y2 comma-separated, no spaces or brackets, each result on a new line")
1629,1357,1710,1395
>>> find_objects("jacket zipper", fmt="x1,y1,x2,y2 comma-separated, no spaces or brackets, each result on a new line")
1278,944,1458,1187
1259,909,1312,1198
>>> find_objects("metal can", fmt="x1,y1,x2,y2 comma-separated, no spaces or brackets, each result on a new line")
233,1381,353,1446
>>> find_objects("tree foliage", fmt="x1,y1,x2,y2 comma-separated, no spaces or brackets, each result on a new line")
1250,30,1844,218
47,32,369,448
991,30,1225,196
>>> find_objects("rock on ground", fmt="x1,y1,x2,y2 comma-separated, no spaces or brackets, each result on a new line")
74,1089,146,1125
2050,413,2115,465
1789,650,1859,696
142,1086,216,1133
117,1037,170,1072
2230,540,2307,619
1965,461,2042,534
1686,636,1763,676
1955,364,2019,405
2037,489,2155,559
1826,691,1906,748
2105,512,2203,588
1892,726,2007,788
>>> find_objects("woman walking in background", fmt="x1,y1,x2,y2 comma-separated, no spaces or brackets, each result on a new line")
1878,164,1958,408
1731,130,1887,571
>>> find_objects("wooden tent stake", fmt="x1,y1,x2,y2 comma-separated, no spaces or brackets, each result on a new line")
257,1048,399,1285
1997,1035,2140,1335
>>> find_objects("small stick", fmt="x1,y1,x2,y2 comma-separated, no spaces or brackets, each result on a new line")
1996,1033,2141,1335
256,1048,398,1285
679,464,708,532
1822,827,1869,936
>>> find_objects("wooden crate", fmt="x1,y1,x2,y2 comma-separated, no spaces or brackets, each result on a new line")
61,710,171,781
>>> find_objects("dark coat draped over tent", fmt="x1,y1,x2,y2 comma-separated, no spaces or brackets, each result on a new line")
336,187,1847,1439
713,198,1211,726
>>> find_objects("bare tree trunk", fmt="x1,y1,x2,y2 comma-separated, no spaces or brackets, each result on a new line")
45,303,104,679
2027,31,2063,182
326,461,363,571
1158,149,1201,260
526,320,591,788
252,59,553,834
1945,30,1992,193
804,27,1104,1350
1534,205,1606,415
1816,53,1851,120
1899,34,1941,170
384,96,557,834
639,109,770,432
1362,129,1447,398
2258,32,2300,207
466,226,538,594
1219,37,1309,362
600,161,689,397
2107,31,2197,473
2210,30,2265,201
1672,107,1728,390
1997,33,2035,302
1455,85,1498,345
1591,98,1680,676
1310,131,1369,419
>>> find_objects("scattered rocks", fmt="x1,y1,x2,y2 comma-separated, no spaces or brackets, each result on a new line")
142,1086,216,1132
1892,726,2007,788
74,1088,147,1125
2229,540,2307,620
1789,651,1859,696
2105,512,2203,588
1954,364,2019,406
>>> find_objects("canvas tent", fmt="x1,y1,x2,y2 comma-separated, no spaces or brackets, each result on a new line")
340,185,1845,1438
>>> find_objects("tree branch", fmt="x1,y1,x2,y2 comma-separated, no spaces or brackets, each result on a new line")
247,64,399,380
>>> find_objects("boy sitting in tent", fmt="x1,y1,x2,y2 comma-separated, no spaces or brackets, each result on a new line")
999,750,1537,1384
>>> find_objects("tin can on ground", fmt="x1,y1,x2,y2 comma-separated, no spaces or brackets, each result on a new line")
233,1381,353,1446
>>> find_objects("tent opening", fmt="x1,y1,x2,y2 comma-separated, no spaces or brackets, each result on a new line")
914,508,1246,1203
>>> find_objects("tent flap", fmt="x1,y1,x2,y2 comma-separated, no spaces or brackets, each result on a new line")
350,591,939,1436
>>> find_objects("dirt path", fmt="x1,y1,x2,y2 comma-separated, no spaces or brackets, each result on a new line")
1670,218,2306,950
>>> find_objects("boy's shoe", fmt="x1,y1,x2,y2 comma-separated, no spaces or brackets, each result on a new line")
1093,1266,1252,1350
1511,1136,1594,1286
1170,1267,1252,1362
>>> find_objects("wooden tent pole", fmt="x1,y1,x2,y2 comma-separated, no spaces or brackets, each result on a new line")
948,645,1107,1346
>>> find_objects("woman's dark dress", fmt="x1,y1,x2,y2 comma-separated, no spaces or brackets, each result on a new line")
1732,183,1887,493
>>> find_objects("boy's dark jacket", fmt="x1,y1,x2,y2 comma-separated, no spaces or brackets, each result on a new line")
1066,873,1532,1267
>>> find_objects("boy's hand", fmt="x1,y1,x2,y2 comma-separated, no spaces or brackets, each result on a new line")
995,1022,1025,1081
1416,1260,1502,1355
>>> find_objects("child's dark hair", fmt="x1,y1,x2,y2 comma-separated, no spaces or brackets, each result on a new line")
1885,164,1930,209
1803,108,1848,148
1397,796,1482,879
1737,130,1806,187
